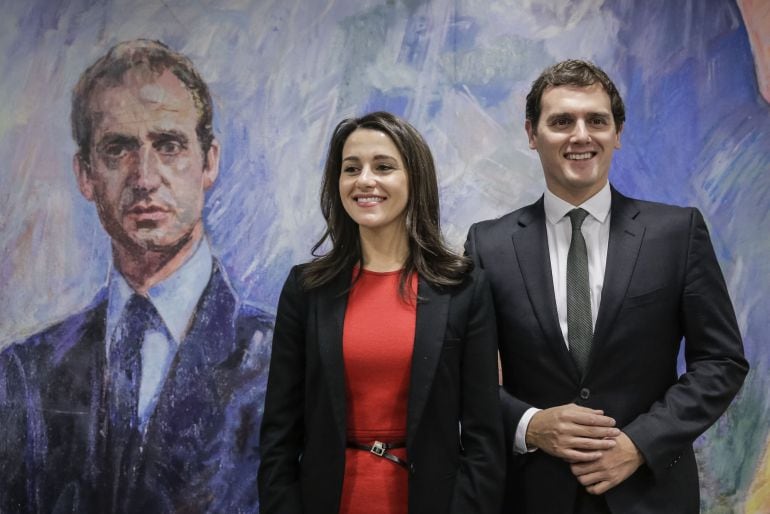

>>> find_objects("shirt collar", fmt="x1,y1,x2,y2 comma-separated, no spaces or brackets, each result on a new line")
544,181,612,225
106,238,214,345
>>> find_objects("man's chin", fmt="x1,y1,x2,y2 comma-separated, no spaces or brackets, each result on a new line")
125,230,192,255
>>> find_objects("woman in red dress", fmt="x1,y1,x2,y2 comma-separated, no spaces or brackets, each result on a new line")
259,112,503,514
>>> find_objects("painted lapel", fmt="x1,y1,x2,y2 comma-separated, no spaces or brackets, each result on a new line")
315,272,350,445
406,277,450,445
588,189,644,373
511,199,580,382
142,263,242,471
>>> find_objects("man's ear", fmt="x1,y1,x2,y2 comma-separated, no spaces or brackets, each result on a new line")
202,139,220,190
73,153,95,201
614,123,623,149
525,119,537,150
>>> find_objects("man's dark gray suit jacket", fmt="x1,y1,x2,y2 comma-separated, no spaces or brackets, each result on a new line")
0,263,273,513
465,186,748,514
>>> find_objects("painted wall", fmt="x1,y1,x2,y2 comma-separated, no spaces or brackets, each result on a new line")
1,0,767,511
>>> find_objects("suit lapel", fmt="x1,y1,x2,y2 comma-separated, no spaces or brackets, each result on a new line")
512,199,580,382
138,263,242,495
316,272,350,445
406,277,450,445
589,189,644,373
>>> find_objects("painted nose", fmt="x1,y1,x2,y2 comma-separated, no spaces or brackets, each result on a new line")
133,145,162,190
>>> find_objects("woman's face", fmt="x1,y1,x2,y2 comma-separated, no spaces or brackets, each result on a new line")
339,128,409,236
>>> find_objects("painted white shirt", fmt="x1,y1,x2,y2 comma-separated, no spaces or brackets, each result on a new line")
106,238,213,429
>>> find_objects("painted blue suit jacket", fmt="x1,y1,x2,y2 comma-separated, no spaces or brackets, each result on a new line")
0,263,273,513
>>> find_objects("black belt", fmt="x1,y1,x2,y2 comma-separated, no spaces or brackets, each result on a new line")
347,440,408,469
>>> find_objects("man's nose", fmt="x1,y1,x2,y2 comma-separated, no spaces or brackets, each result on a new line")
571,120,591,144
132,145,162,190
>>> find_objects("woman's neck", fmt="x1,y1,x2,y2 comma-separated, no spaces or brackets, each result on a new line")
358,224,409,272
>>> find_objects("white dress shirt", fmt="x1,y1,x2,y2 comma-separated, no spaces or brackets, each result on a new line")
106,238,214,429
513,182,612,453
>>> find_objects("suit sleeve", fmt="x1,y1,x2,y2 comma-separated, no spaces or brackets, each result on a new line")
258,267,307,514
465,223,534,455
623,208,749,476
450,270,505,514
0,345,34,512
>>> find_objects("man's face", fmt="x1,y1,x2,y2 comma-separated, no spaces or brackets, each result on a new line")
526,83,621,205
75,68,219,255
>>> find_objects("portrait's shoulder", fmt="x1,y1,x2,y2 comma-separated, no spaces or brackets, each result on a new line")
237,301,275,333
1,300,106,365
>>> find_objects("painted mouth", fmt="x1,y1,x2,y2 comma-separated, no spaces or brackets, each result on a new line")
564,151,596,161
126,203,171,221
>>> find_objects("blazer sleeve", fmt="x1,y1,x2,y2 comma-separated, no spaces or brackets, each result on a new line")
450,269,505,514
465,223,533,454
258,266,307,514
622,208,749,476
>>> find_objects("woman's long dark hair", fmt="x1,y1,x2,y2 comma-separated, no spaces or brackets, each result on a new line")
301,111,471,298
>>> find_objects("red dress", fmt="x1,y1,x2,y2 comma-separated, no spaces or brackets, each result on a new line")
338,269,417,514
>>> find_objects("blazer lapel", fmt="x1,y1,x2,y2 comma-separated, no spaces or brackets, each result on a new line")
316,272,350,445
589,188,644,372
512,199,581,382
406,278,450,446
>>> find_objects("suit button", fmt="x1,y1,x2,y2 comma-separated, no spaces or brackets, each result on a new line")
579,388,590,400
409,463,416,475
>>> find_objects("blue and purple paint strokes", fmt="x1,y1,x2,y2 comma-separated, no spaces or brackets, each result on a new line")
1,1,768,511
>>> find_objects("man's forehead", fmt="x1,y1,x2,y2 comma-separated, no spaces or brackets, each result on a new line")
88,69,197,133
91,68,192,108
540,83,612,111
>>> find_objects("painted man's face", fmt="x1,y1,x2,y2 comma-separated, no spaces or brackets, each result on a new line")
75,67,218,256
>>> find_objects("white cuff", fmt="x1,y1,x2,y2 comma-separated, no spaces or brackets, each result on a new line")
514,407,541,454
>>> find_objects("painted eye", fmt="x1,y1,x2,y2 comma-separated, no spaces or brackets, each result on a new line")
103,144,128,157
156,140,183,155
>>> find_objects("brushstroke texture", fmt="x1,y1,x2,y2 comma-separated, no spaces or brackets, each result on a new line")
0,0,767,510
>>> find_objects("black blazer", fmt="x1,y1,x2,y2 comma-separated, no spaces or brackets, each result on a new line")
465,187,748,514
0,264,273,513
259,265,504,514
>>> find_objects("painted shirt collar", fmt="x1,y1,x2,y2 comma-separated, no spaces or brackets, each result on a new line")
106,238,214,345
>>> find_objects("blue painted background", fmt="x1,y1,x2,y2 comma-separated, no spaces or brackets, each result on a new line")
1,0,767,510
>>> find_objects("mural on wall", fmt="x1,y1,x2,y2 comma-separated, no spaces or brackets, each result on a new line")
0,0,767,512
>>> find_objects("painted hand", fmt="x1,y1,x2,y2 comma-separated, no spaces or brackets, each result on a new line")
569,431,645,495
526,403,620,463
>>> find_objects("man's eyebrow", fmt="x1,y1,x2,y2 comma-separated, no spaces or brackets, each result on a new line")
96,133,138,149
148,129,189,144
545,112,575,121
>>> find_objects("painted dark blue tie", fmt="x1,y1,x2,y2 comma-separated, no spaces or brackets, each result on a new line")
566,209,592,375
107,294,160,511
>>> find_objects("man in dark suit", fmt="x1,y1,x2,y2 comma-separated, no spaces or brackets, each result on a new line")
0,40,271,513
465,60,748,513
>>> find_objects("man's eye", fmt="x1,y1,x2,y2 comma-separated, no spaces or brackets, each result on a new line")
591,118,608,126
156,140,183,155
554,118,571,127
104,144,128,157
